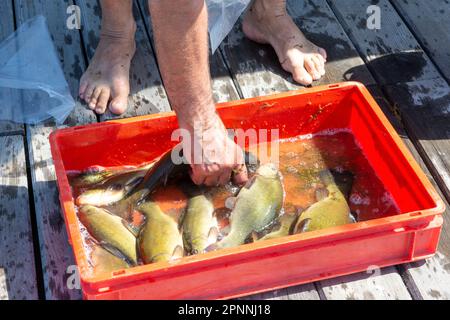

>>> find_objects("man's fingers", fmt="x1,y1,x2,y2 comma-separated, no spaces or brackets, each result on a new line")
204,174,220,187
190,166,206,186
218,168,232,186
232,164,248,185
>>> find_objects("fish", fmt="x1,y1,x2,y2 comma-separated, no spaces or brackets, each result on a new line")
259,211,300,241
209,163,284,250
75,169,146,207
72,164,152,189
123,145,189,205
137,202,184,264
90,243,130,275
78,205,138,265
76,186,128,207
293,170,354,233
71,166,114,188
181,184,218,255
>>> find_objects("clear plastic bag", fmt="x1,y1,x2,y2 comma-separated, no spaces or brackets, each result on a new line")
0,15,75,124
207,0,251,53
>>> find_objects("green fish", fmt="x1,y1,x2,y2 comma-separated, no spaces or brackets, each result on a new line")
293,170,354,233
181,186,218,255
78,205,138,265
210,163,284,250
91,243,130,275
259,211,300,241
75,168,146,207
72,167,114,188
72,164,152,189
137,202,184,264
76,186,127,207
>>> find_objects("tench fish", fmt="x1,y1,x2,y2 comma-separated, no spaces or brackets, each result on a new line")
209,163,284,250
259,211,300,241
137,202,184,264
72,166,114,187
293,170,354,233
90,243,130,275
78,205,138,265
181,185,218,254
72,164,152,189
76,169,146,206
76,186,128,207
124,145,189,205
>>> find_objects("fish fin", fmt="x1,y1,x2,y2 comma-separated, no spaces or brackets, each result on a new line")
121,220,140,237
205,243,219,252
244,151,260,174
350,211,358,223
107,183,123,191
318,170,334,186
250,231,259,243
101,243,135,266
224,197,237,210
220,225,231,238
315,188,329,201
207,227,219,245
125,176,144,191
243,176,257,190
295,218,312,234
171,245,184,260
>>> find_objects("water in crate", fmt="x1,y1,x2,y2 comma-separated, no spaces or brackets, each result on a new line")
68,130,399,276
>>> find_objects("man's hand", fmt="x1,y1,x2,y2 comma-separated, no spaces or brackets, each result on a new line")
183,114,248,187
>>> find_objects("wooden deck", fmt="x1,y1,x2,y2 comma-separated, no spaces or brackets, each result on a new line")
1,0,449,300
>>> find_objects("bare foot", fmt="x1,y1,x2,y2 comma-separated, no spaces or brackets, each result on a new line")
79,23,136,115
243,0,327,86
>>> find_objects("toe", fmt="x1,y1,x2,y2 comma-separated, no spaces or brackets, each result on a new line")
318,47,327,61
89,87,102,110
109,95,128,115
304,57,321,81
79,78,88,98
83,84,95,104
312,55,325,76
95,89,110,114
292,65,313,86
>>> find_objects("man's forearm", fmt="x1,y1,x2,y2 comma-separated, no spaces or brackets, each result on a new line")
149,0,217,130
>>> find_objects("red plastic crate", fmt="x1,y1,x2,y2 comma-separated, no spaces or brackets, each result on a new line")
49,82,445,300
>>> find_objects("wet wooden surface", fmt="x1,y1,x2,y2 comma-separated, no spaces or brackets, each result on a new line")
0,0,449,300
0,136,38,300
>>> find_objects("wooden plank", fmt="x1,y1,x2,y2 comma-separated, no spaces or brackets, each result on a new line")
27,125,82,300
0,268,8,300
136,0,240,104
76,0,171,120
327,0,441,85
318,267,411,300
400,253,450,300
14,0,97,300
0,135,38,299
391,0,450,83
0,0,24,135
